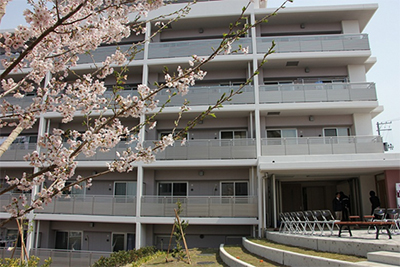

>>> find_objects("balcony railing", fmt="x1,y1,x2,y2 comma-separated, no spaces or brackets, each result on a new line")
257,34,370,53
29,248,111,267
261,135,383,156
259,82,377,103
141,196,257,217
148,38,252,59
0,143,36,161
144,138,257,160
78,44,144,63
35,195,136,216
156,85,254,106
0,193,31,212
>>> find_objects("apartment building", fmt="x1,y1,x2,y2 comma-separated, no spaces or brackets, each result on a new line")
1,0,399,262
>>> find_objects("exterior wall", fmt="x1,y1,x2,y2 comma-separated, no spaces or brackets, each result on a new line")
385,170,400,208
359,174,377,216
341,20,360,34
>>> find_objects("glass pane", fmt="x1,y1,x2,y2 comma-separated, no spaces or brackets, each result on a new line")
112,233,125,252
221,132,233,139
234,131,247,139
127,234,135,251
173,183,187,196
55,232,68,249
282,129,297,138
126,182,137,196
222,183,234,196
235,182,248,196
69,231,81,250
115,183,127,196
324,128,337,137
337,128,350,136
158,183,172,196
267,130,281,138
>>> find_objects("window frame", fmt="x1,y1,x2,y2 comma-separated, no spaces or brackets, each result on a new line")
157,182,188,197
220,181,249,197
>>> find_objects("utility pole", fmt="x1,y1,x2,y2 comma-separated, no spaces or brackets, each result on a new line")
377,121,394,151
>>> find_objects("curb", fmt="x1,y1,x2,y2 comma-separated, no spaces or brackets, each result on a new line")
219,244,255,267
243,237,361,267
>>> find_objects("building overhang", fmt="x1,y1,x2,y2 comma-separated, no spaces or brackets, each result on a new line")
258,152,400,178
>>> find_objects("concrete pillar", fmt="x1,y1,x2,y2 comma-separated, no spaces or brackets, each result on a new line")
348,65,366,82
341,20,360,34
353,113,373,136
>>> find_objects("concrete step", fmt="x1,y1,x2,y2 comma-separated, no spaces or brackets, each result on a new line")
367,251,400,266
354,261,399,267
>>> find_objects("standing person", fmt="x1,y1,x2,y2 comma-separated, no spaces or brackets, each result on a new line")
340,192,350,221
332,192,342,221
369,190,381,215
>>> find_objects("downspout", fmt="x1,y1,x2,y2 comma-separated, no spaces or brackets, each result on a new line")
262,173,268,236
272,174,277,228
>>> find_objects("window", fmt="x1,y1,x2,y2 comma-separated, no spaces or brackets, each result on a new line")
323,127,351,144
158,182,187,196
221,182,248,196
158,132,188,141
220,130,247,139
114,182,137,196
266,129,297,145
323,127,350,137
55,231,82,250
63,181,85,195
112,233,135,252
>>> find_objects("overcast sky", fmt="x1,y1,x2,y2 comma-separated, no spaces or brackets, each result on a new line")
1,0,399,152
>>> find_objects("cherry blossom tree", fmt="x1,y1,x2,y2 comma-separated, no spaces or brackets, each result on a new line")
0,0,292,229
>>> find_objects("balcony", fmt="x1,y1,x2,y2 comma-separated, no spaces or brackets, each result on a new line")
141,196,257,218
148,38,252,59
78,44,144,64
0,143,36,161
259,82,376,104
35,195,136,216
261,135,383,156
0,193,31,213
144,138,256,160
156,85,254,106
256,34,370,54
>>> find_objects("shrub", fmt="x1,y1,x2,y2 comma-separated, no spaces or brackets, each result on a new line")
0,256,52,267
92,246,157,267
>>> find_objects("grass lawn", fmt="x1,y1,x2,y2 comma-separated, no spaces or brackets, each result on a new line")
223,245,283,266
249,238,366,262
140,248,227,266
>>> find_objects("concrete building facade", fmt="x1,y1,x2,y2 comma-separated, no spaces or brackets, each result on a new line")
1,0,399,259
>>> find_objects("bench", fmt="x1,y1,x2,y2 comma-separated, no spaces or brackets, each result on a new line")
334,221,395,239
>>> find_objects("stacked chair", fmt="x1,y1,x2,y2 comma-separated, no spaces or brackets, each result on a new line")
278,210,339,236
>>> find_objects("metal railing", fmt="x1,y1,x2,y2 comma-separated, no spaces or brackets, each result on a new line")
148,38,252,58
30,248,111,267
259,82,376,103
261,135,383,156
143,138,257,160
257,34,370,53
141,196,257,217
35,195,136,216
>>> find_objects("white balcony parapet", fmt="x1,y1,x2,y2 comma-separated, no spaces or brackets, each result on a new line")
34,195,136,216
261,135,383,156
156,85,255,106
148,38,252,59
144,138,257,160
259,82,376,103
141,196,257,218
257,34,370,53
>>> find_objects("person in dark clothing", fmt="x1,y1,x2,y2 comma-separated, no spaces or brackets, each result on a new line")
369,190,381,215
332,192,342,220
340,192,350,221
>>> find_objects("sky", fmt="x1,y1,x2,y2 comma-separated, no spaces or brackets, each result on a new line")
1,0,399,153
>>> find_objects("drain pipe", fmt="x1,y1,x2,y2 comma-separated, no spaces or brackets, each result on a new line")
262,173,268,236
